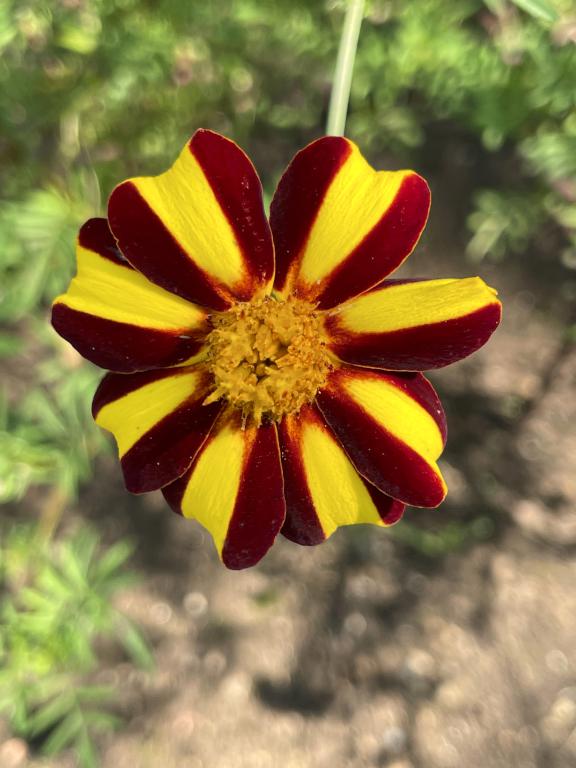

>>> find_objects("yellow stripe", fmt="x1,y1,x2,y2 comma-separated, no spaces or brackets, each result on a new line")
300,420,384,537
95,370,202,456
333,277,499,334
132,144,245,288
55,245,205,330
180,422,245,555
174,349,209,368
343,374,444,464
298,143,411,286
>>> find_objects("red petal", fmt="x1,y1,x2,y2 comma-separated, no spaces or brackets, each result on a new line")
52,218,207,372
325,277,502,370
316,368,447,507
93,367,221,493
270,137,430,308
278,405,406,546
108,130,274,310
163,413,285,570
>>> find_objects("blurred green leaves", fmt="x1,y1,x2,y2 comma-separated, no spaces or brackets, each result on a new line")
466,188,546,261
0,525,153,767
0,186,89,322
508,0,559,23
0,361,106,503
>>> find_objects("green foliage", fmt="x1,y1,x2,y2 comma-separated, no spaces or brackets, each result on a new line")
0,184,91,322
507,0,559,23
0,356,106,503
466,188,546,260
0,525,153,766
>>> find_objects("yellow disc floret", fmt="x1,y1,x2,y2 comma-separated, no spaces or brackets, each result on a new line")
204,297,332,424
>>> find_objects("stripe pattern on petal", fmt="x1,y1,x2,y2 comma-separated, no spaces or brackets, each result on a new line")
108,130,274,310
279,405,405,545
52,218,208,372
93,367,221,493
270,137,430,308
325,277,502,370
316,368,447,507
163,412,285,569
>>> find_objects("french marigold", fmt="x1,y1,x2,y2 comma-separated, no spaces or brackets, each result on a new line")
52,130,501,569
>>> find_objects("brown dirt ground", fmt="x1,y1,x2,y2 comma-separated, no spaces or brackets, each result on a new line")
2,156,576,768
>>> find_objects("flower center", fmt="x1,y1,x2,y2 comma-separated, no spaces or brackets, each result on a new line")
204,297,332,425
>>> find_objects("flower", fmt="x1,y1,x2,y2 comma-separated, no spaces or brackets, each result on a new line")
52,129,501,569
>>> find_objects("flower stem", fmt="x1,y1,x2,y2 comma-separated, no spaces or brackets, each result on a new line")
326,0,365,137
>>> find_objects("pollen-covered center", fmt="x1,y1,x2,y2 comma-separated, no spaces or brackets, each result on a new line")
204,297,332,424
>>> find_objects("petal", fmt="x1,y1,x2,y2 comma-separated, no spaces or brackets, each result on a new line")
270,136,430,308
325,277,502,370
93,366,221,493
108,129,274,310
316,368,447,507
278,405,405,546
163,412,285,570
52,218,208,372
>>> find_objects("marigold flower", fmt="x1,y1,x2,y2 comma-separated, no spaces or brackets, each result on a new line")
52,130,501,569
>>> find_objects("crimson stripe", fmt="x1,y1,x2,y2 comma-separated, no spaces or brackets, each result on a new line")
327,303,502,371
92,368,189,418
52,304,203,373
365,484,406,525
51,303,205,373
316,383,445,508
162,472,187,516
190,130,274,294
328,368,447,445
108,182,231,311
278,410,326,546
270,136,352,293
93,368,220,493
161,421,223,516
78,217,129,266
315,174,431,309
279,406,406,544
121,398,222,494
221,421,286,569
401,373,447,445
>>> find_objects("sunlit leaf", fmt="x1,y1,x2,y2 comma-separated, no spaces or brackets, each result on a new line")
508,0,558,22
42,710,82,756
76,726,99,768
28,691,75,736
93,540,134,584
116,618,155,671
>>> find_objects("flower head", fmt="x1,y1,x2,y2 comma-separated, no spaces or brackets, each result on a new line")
52,130,501,569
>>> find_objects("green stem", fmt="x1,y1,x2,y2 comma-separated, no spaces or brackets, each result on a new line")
326,0,365,137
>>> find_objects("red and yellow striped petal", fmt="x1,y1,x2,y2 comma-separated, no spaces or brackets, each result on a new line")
92,366,221,493
316,368,447,508
163,412,285,570
279,405,405,546
108,129,274,311
270,136,430,309
52,218,208,372
325,277,502,370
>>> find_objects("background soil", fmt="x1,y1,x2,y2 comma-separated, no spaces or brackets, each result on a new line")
2,145,576,768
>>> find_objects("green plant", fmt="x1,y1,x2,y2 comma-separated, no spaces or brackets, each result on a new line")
0,357,106,504
466,188,546,260
0,524,153,767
